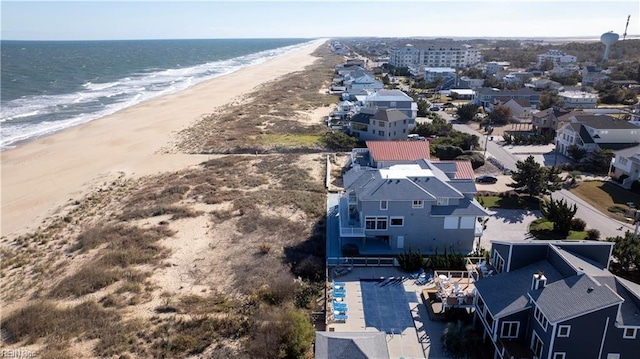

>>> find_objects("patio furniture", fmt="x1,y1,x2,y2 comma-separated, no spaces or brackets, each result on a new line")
332,281,346,289
332,291,346,299
333,313,348,322
415,273,433,285
409,268,425,279
332,302,348,310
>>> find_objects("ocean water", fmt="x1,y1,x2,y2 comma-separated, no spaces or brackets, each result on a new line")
0,38,313,149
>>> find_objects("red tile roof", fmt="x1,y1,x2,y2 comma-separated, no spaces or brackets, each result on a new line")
431,160,476,180
453,161,475,180
366,141,431,161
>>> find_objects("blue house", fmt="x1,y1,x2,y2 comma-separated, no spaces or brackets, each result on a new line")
474,240,640,359
338,157,488,256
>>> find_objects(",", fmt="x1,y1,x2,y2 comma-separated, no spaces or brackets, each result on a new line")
475,175,498,184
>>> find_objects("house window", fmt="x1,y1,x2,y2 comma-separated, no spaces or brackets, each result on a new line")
553,353,566,359
534,306,549,331
444,217,459,229
380,201,388,210
558,325,571,337
365,216,387,230
390,101,397,107
531,331,544,359
390,217,404,226
378,130,385,136
606,354,620,359
623,328,637,339
500,321,519,338
436,197,449,206
412,200,424,209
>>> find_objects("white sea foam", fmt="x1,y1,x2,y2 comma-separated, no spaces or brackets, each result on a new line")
0,40,316,150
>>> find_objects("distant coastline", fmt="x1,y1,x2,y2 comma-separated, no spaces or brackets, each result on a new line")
0,38,316,150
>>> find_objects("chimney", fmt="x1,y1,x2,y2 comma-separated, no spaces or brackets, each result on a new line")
532,271,547,290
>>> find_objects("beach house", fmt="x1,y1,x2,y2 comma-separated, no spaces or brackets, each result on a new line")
556,114,640,156
363,89,418,128
473,87,541,109
347,108,410,141
610,145,640,188
474,240,640,359
338,144,488,255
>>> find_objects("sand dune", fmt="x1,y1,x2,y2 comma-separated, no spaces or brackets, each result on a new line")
1,40,326,237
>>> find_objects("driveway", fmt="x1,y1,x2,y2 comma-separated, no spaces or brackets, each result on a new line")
479,209,541,250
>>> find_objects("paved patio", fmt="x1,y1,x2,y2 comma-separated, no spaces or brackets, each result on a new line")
325,267,448,359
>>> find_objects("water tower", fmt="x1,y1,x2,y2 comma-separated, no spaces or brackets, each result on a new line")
601,31,619,61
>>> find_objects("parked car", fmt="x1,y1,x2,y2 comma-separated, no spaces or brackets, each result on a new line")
475,175,498,184
430,106,440,111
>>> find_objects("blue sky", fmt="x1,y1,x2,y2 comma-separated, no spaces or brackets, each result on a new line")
1,1,638,40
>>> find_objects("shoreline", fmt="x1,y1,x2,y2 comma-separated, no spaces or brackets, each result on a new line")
0,39,327,238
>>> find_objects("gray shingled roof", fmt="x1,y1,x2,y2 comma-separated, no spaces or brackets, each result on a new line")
447,180,478,194
345,163,471,202
530,274,622,323
351,112,375,125
579,125,595,144
371,108,409,122
430,197,489,217
576,115,640,130
595,276,640,327
475,261,562,318
315,332,389,359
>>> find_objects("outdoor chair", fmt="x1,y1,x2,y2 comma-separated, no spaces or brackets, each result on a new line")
409,268,425,279
332,281,346,289
415,273,433,285
333,313,348,322
332,291,346,299
332,302,348,310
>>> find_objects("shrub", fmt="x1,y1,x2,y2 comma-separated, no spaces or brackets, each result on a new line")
455,152,485,169
586,229,601,240
397,246,424,272
258,243,272,255
570,218,587,231
608,205,627,214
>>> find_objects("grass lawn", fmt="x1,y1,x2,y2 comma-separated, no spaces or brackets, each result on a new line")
529,219,586,240
570,180,640,220
257,134,323,147
476,196,541,211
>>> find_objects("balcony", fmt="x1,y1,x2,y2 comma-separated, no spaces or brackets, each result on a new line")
338,195,365,237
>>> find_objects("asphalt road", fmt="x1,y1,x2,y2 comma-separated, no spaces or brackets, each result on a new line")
436,109,632,241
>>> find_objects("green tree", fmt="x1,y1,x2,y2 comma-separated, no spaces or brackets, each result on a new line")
509,156,561,198
462,67,483,79
541,197,578,237
488,105,512,125
591,148,615,174
567,145,587,161
545,166,564,193
538,91,563,110
607,231,640,279
456,103,479,123
540,59,554,72
566,170,583,187
417,98,430,117
435,145,464,160
412,117,453,137
441,321,480,359
323,131,358,151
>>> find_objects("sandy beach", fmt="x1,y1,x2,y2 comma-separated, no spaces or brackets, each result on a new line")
1,39,325,238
